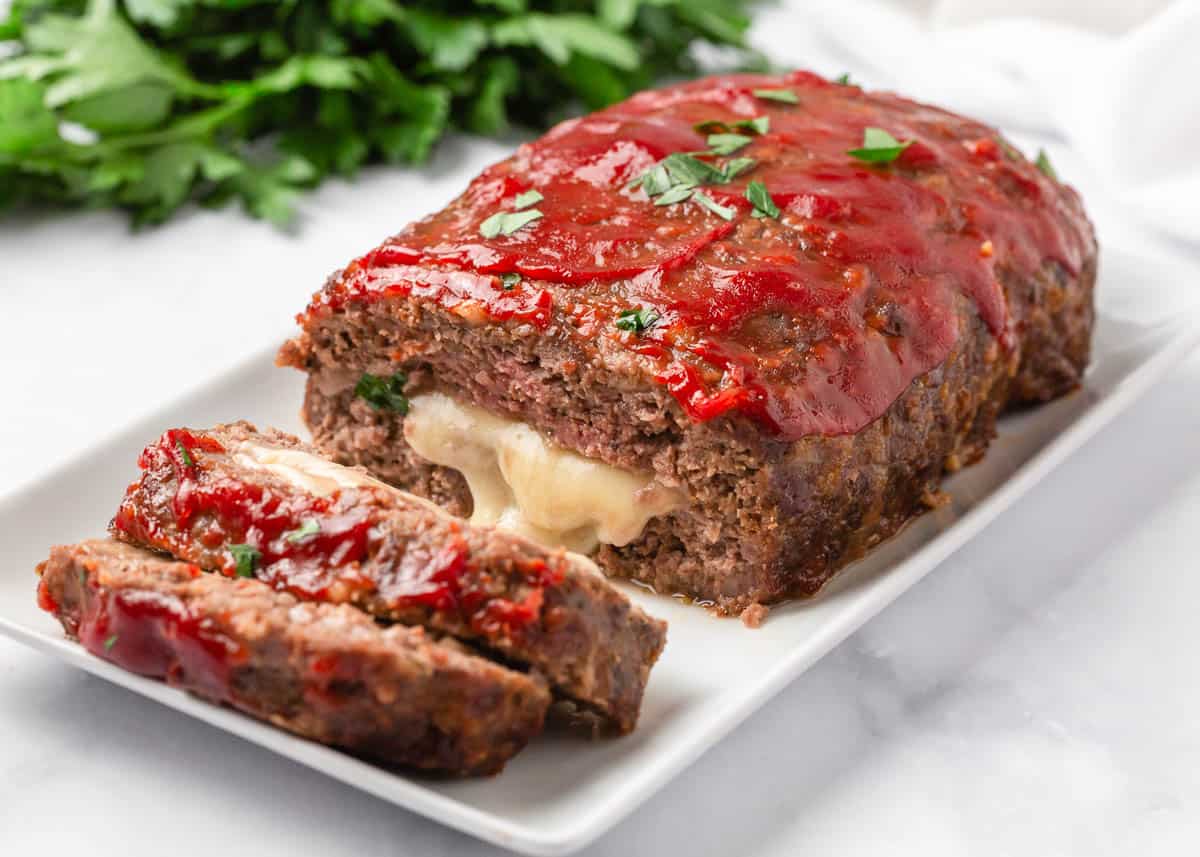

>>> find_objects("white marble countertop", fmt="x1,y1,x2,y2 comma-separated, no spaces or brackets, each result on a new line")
3,66,1200,857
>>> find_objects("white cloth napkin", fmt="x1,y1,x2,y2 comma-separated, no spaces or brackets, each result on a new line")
752,0,1200,246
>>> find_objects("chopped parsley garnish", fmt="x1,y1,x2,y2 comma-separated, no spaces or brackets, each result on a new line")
512,189,544,209
284,520,320,544
753,88,799,104
746,180,781,219
1035,149,1057,180
499,272,521,291
354,370,409,414
721,157,756,180
692,191,736,221
479,208,543,238
480,188,544,237
633,163,673,196
741,116,770,135
229,544,260,578
630,146,758,218
175,439,194,467
847,127,913,164
706,133,753,156
834,73,854,85
660,152,729,187
694,116,769,136
654,185,695,206
615,307,660,334
998,138,1022,161
103,634,118,652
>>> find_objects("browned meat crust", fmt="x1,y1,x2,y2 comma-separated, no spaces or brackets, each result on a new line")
109,423,666,732
280,253,1094,616
37,539,550,776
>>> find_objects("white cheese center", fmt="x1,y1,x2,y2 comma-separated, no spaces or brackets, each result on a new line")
402,393,684,554
233,444,391,498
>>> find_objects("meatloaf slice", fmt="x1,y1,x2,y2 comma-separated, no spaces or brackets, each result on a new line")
278,70,1097,616
37,539,549,776
109,422,666,733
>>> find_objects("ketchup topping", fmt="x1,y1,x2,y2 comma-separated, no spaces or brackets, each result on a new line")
78,576,244,702
113,430,558,635
304,71,1094,438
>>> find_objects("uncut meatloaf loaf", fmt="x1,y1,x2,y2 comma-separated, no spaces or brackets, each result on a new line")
279,70,1097,616
37,539,549,776
110,422,666,733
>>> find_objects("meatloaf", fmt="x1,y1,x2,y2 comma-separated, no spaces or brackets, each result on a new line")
278,70,1097,616
37,539,549,775
110,422,666,733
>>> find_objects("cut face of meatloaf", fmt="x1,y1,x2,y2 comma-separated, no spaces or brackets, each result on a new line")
37,539,549,776
278,70,1097,615
110,422,666,733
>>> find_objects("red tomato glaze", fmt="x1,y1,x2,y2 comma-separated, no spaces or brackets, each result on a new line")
112,430,554,634
75,569,244,702
305,71,1094,438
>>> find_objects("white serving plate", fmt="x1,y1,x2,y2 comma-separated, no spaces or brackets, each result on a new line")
0,244,1197,856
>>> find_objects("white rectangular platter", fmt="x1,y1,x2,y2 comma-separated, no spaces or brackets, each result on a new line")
0,243,1197,856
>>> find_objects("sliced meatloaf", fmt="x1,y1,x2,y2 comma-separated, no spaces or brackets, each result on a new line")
37,539,549,776
109,422,666,733
278,70,1097,615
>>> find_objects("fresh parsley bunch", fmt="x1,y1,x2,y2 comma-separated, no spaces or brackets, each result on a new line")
0,0,755,226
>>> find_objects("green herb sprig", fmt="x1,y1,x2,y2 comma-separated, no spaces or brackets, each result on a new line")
355,370,409,414
745,180,780,219
694,116,769,136
1035,149,1058,180
284,520,320,544
630,150,756,218
753,88,798,104
480,188,544,238
847,127,913,164
615,306,660,334
0,0,756,227
705,133,753,156
229,544,260,578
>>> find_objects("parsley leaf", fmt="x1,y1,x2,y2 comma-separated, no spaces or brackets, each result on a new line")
104,634,119,652
847,127,913,164
615,307,660,333
753,88,799,104
741,116,770,135
661,152,728,187
229,544,260,578
694,116,769,136
0,0,757,227
175,439,194,467
746,180,780,219
500,272,521,290
834,73,854,85
1035,149,1058,180
480,207,543,238
654,185,694,206
284,520,321,544
692,190,736,220
513,189,543,208
630,162,673,196
354,370,409,413
706,133,753,156
721,157,757,180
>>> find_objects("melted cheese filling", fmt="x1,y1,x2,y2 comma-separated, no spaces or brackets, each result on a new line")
402,393,684,554
233,443,391,498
